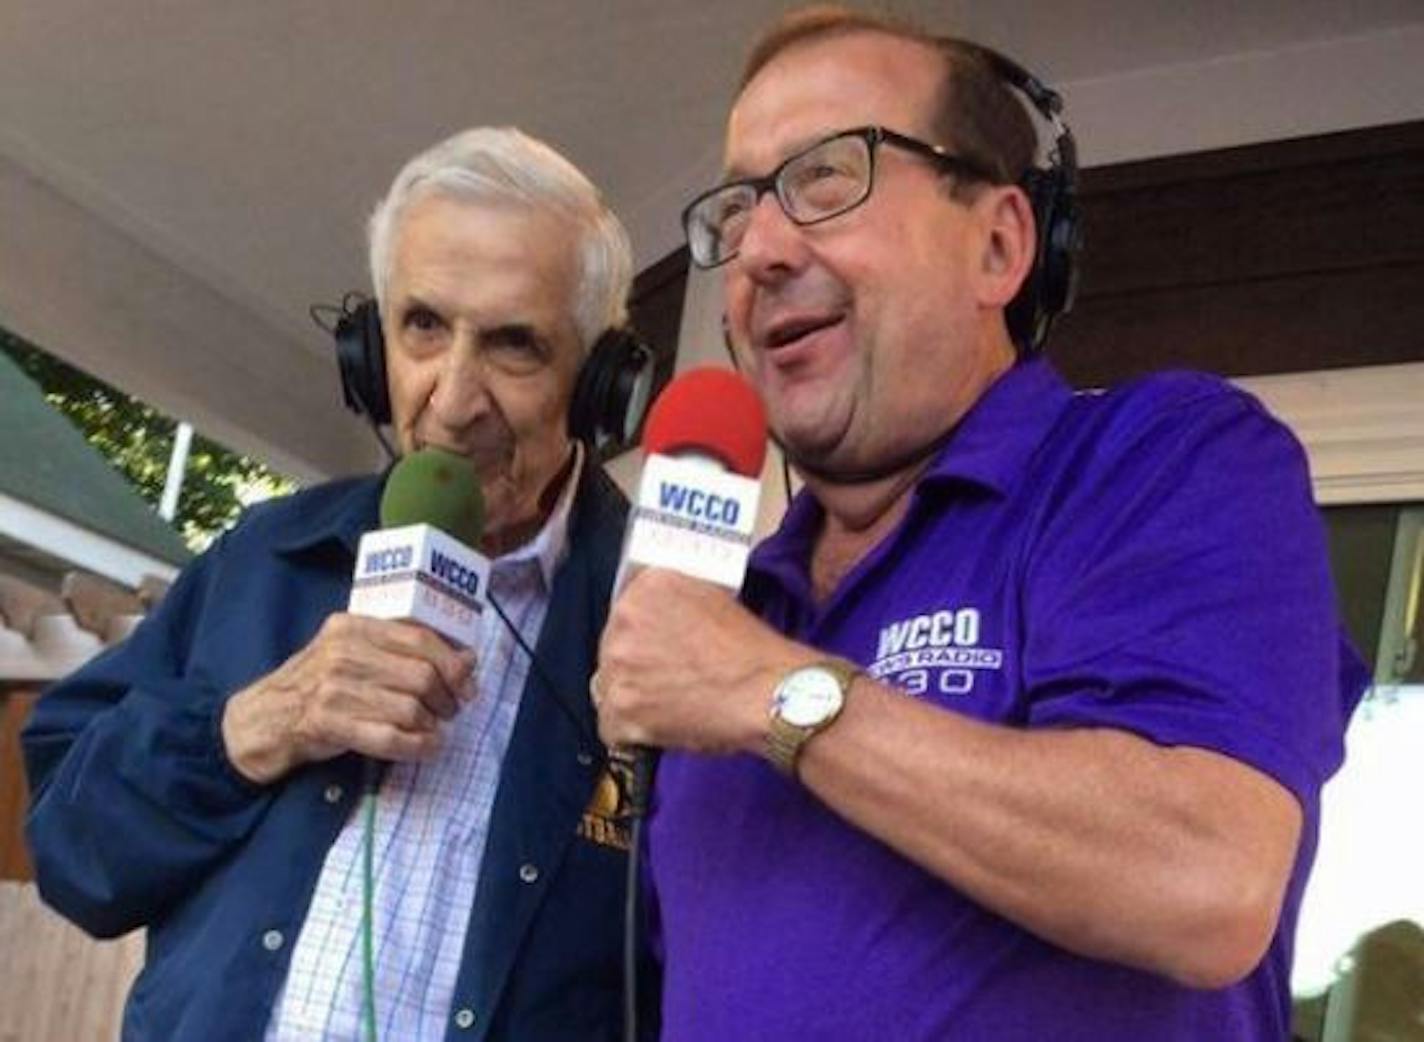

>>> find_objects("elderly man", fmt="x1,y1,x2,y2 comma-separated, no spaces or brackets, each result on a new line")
25,127,655,1041
595,8,1365,1041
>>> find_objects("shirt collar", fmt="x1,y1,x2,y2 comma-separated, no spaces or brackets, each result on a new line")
918,353,1073,497
748,355,1074,587
490,441,583,589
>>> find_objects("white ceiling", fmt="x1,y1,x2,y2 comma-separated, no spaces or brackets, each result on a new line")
2,1,1421,481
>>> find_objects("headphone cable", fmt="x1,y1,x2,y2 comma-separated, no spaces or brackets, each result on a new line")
486,591,605,757
360,790,380,1042
362,419,397,463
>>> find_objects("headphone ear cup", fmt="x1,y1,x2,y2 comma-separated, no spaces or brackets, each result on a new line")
334,298,391,424
1038,169,1081,325
569,328,655,447
1008,163,1079,354
614,334,656,443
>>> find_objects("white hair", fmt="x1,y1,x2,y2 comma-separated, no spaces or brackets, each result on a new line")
367,126,633,352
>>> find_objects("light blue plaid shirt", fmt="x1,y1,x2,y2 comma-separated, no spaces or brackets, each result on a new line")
266,448,582,1041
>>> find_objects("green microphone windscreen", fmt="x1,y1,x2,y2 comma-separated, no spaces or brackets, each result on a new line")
379,447,486,548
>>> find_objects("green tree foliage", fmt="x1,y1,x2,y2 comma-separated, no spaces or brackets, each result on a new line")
1,327,294,551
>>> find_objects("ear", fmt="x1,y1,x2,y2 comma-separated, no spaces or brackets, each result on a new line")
974,185,1036,309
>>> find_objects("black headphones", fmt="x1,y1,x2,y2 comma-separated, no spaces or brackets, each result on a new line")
333,296,656,448
966,43,1082,354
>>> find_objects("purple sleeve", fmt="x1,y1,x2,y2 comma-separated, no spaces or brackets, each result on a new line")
1021,383,1366,804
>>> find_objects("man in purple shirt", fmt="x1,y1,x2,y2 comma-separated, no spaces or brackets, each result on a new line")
594,6,1366,1040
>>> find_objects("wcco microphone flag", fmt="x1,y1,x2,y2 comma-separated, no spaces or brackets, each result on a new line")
348,447,490,648
622,368,768,590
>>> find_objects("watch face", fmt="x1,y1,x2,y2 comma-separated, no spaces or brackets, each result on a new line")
775,667,845,727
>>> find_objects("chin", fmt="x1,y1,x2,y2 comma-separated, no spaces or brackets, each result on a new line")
775,394,854,450
776,428,847,477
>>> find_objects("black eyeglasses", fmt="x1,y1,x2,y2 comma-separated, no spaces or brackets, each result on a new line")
681,125,998,269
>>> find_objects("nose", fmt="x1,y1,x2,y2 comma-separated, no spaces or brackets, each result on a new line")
734,192,807,285
426,343,492,430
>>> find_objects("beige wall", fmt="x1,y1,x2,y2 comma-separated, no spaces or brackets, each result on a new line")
0,881,142,1042
2,691,143,1042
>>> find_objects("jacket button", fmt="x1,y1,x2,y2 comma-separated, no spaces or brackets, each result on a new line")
323,784,344,804
454,1007,476,1029
576,750,594,767
518,863,540,884
262,929,284,952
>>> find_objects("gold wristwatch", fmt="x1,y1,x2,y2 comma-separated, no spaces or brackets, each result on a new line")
764,658,861,777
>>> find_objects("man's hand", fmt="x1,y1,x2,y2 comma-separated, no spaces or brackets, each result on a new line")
594,568,810,755
220,613,476,784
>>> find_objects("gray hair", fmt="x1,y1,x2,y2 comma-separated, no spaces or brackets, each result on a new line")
367,127,633,352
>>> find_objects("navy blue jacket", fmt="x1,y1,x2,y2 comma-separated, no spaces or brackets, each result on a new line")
23,462,657,1041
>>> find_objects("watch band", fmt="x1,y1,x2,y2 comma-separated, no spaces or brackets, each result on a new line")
763,716,809,777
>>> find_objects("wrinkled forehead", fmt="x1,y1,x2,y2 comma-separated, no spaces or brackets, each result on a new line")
724,31,944,179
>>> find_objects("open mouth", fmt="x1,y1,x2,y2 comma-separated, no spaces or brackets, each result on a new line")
763,313,844,351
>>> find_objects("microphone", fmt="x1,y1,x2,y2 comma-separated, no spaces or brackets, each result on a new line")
616,367,769,595
349,446,603,786
613,368,768,1042
613,367,769,814
339,449,490,1019
347,447,489,794
348,446,490,650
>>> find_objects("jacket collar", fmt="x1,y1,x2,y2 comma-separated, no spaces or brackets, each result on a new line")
270,473,384,558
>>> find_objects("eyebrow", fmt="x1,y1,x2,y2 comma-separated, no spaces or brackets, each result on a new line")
722,128,840,182
481,322,538,343
481,322,553,358
396,294,445,322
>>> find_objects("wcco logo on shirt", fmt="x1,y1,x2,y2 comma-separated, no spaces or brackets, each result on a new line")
868,607,1003,698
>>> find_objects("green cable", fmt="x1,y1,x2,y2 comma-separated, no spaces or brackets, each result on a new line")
362,790,379,1042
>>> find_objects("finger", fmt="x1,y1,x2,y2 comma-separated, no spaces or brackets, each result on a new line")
340,718,442,763
379,621,478,694
311,681,441,737
591,674,649,748
385,655,465,721
318,620,472,718
596,710,650,751
595,709,619,749
372,685,444,732
333,615,477,694
613,560,651,597
623,564,694,602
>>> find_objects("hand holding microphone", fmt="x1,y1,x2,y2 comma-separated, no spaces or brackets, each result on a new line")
597,570,799,756
221,449,484,785
595,369,807,758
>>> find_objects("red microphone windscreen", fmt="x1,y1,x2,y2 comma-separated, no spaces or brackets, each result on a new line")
642,367,768,478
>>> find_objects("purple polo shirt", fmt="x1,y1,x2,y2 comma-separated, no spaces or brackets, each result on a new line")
647,357,1366,1041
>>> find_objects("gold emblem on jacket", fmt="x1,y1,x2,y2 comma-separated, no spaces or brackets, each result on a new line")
577,757,633,851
